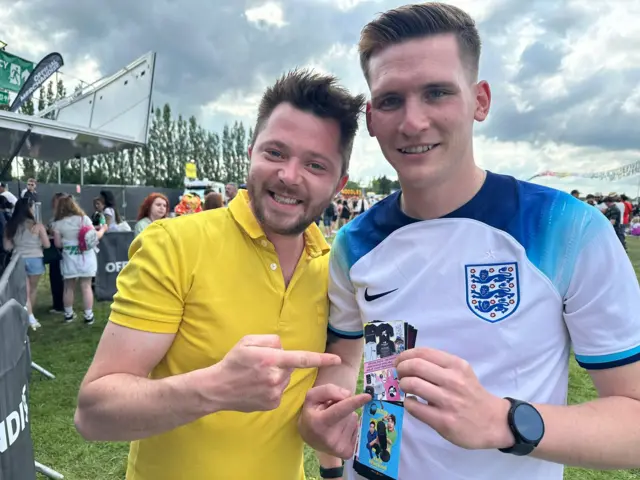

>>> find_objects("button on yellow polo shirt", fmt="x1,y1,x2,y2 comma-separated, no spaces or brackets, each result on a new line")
109,190,330,480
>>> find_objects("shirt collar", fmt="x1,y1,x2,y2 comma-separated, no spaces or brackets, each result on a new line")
228,189,330,258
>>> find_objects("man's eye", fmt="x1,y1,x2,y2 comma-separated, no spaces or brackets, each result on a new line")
309,162,326,171
266,150,282,158
426,90,447,100
378,97,402,109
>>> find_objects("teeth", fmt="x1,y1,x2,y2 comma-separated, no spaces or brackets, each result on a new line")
273,193,299,205
401,145,434,154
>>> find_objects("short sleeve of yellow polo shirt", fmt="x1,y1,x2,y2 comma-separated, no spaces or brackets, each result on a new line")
110,221,188,334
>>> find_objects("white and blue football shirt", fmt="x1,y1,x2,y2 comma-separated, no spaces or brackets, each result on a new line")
329,171,640,480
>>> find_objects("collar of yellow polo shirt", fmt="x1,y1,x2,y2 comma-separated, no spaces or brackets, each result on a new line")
111,188,333,480
229,188,330,258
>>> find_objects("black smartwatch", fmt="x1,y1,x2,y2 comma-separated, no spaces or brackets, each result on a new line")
319,463,344,479
498,397,545,456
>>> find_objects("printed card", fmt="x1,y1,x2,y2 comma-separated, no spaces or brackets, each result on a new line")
353,400,405,480
355,320,418,480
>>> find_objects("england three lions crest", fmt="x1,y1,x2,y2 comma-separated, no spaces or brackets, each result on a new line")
465,263,520,323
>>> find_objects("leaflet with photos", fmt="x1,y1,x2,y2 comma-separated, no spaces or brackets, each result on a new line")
354,320,417,480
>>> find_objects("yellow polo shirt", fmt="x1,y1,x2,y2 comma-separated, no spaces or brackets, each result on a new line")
109,190,330,480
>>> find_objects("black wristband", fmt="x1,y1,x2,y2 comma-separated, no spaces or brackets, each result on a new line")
319,464,344,479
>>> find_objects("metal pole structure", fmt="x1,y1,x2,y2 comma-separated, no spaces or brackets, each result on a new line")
57,160,61,184
80,156,84,185
31,361,56,379
35,461,64,479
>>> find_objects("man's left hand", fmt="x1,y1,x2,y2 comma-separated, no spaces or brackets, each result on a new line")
395,348,514,450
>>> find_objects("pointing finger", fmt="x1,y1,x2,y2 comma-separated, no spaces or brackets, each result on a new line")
305,384,352,405
322,393,372,424
273,351,341,369
241,334,282,349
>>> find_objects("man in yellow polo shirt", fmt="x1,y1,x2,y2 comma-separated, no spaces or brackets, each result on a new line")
74,69,366,480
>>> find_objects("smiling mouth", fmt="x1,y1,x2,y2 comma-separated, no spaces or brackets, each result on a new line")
398,144,439,154
268,191,303,205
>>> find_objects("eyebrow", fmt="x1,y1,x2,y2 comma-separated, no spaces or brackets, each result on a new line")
372,81,459,100
262,139,334,164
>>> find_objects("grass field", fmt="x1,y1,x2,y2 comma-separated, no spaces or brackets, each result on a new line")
27,237,640,479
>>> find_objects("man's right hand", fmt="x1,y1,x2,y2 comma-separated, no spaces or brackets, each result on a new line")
299,384,372,459
207,335,341,413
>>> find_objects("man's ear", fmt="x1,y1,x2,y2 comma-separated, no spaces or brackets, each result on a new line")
366,102,375,137
474,80,491,122
336,174,349,196
247,145,253,158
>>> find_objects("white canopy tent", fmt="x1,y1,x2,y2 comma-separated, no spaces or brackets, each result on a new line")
0,51,156,171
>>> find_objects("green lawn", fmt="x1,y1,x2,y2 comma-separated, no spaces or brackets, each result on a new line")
27,237,640,479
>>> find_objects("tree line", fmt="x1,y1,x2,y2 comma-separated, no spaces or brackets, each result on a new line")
4,78,402,194
4,78,252,188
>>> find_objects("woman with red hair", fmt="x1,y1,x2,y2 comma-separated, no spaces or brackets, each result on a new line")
134,193,169,237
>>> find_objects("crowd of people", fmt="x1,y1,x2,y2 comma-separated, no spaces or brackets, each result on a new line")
0,182,221,331
572,189,640,249
318,194,371,237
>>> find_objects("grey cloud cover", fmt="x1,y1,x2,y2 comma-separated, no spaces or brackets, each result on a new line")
3,0,639,182
4,0,383,114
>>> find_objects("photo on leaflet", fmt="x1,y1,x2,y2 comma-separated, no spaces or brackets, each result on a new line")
363,320,406,367
354,400,405,480
364,368,403,402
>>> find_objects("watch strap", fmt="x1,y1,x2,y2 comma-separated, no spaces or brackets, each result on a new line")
319,464,344,479
498,397,542,456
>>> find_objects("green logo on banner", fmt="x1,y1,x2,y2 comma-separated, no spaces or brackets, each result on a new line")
0,90,8,105
0,51,34,93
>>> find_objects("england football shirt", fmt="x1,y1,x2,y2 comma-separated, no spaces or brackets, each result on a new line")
329,171,640,480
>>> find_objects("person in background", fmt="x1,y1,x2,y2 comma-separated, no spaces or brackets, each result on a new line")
0,196,11,266
3,198,50,330
338,198,351,227
91,196,106,228
0,182,18,207
225,182,238,205
21,178,38,205
570,189,580,199
52,195,107,324
46,193,67,314
322,200,336,237
99,189,124,231
135,193,169,237
0,195,12,222
203,192,223,211
604,196,625,249
621,194,633,232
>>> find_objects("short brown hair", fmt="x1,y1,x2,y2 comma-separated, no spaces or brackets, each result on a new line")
203,192,223,211
250,68,365,176
359,2,481,82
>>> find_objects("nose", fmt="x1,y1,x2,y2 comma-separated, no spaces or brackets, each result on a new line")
399,96,430,137
277,158,303,186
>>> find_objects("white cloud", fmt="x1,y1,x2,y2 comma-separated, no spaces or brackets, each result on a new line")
245,2,288,28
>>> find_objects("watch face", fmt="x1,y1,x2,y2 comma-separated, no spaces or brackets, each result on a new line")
513,403,544,442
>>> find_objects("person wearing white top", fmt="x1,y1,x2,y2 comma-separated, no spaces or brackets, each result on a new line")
52,195,107,324
299,4,640,480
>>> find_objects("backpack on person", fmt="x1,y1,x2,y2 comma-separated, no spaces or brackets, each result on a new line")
78,219,99,252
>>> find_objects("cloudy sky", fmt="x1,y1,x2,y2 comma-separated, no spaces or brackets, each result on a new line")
3,0,640,195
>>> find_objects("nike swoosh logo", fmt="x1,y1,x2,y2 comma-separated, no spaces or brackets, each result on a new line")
364,288,398,302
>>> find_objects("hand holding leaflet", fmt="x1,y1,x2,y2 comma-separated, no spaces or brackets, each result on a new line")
353,320,418,480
